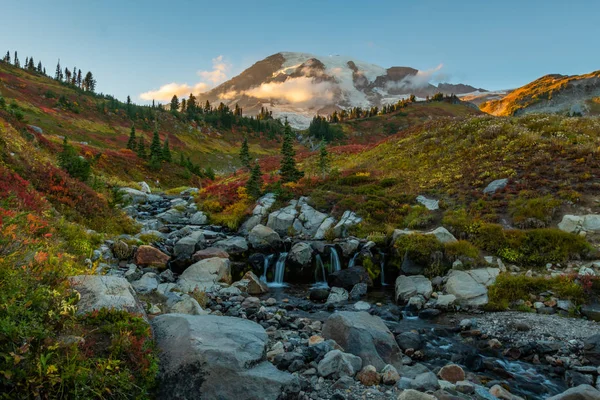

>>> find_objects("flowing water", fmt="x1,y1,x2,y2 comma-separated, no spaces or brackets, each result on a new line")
379,251,388,286
348,252,359,268
260,254,275,283
329,247,341,273
312,254,329,289
268,252,288,288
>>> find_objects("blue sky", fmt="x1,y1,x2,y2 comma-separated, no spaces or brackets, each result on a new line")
2,0,599,103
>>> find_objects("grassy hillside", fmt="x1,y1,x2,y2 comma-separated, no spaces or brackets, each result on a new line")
480,70,600,116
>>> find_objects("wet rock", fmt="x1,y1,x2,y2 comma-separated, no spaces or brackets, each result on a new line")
396,332,423,351
354,301,371,311
240,271,268,295
317,349,362,378
455,380,475,394
547,384,600,400
349,282,368,300
322,311,403,370
418,309,441,319
438,364,465,384
152,314,299,400
356,365,381,386
310,288,330,302
288,242,313,267
381,364,400,385
134,245,169,269
326,287,349,304
328,266,373,290
489,384,523,400
410,371,441,391
338,239,360,257
248,224,282,250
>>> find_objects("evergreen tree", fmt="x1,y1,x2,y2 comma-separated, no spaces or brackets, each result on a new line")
162,135,172,162
318,141,330,178
13,51,19,67
83,71,96,92
149,128,162,161
55,60,62,80
126,124,137,150
4,51,10,63
170,95,179,113
136,136,147,159
279,119,303,183
24,57,28,69
58,137,91,181
239,136,251,169
77,69,82,87
37,61,42,72
179,153,185,166
246,163,263,199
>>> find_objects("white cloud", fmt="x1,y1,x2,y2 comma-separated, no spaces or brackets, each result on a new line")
139,55,231,102
242,77,335,107
386,64,445,90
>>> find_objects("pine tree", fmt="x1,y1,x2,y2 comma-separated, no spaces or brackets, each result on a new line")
136,136,147,159
126,124,137,150
4,51,10,63
55,60,62,80
318,141,330,178
246,163,263,199
279,119,303,183
149,128,162,161
24,57,29,69
37,61,42,72
162,135,172,162
13,51,19,67
170,95,179,113
83,71,96,92
77,69,82,87
27,57,34,70
239,136,251,169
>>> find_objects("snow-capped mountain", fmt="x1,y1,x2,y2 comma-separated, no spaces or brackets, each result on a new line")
198,52,485,128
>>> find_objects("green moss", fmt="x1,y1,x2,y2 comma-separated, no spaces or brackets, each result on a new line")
508,194,561,228
486,274,586,311
362,257,380,281
403,205,434,229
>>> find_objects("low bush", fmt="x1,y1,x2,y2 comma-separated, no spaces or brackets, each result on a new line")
508,194,561,228
403,205,435,229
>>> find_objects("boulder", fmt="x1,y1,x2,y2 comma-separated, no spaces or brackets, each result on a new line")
333,211,362,238
189,211,207,225
416,195,439,211
356,365,381,386
157,208,187,224
131,272,159,294
288,242,313,267
338,239,360,257
192,247,229,262
314,217,336,240
381,364,400,385
267,203,298,236
293,203,330,237
395,332,423,351
248,224,282,250
119,187,149,204
483,178,508,194
401,253,425,276
445,268,499,307
322,311,403,370
583,215,600,232
178,257,231,292
397,389,437,400
241,271,268,295
583,334,600,365
213,236,248,255
167,294,206,315
152,314,299,400
239,193,277,234
174,231,205,258
395,275,433,303
317,349,362,378
581,304,600,321
134,245,170,268
558,215,584,233
410,371,440,391
349,282,368,300
68,275,145,316
139,181,151,194
326,287,349,304
435,294,457,309
546,385,600,400
427,227,457,244
438,364,465,383
328,266,373,290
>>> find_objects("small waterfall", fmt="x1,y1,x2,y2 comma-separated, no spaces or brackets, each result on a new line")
260,254,274,283
269,252,288,288
348,252,359,268
379,251,388,286
329,247,341,273
312,254,328,288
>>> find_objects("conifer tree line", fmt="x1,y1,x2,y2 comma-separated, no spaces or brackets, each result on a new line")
1,50,96,93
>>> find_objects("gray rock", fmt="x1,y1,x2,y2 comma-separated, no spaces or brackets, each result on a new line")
124,265,142,282
546,384,600,400
119,187,150,204
396,332,423,351
167,294,206,315
152,314,299,400
333,211,362,238
445,268,499,307
322,311,403,370
267,203,298,236
395,275,433,303
354,301,371,311
381,364,401,385
174,231,205,258
582,304,600,322
427,227,457,244
288,242,313,267
157,208,187,224
338,239,360,257
213,236,248,255
349,283,368,300
397,389,437,400
483,178,508,194
416,195,439,211
189,211,207,225
327,287,349,304
435,294,456,308
293,202,329,237
558,215,584,233
178,257,231,292
317,349,362,378
132,272,159,294
240,193,277,234
248,224,282,250
68,275,146,316
410,371,441,391
314,217,336,240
